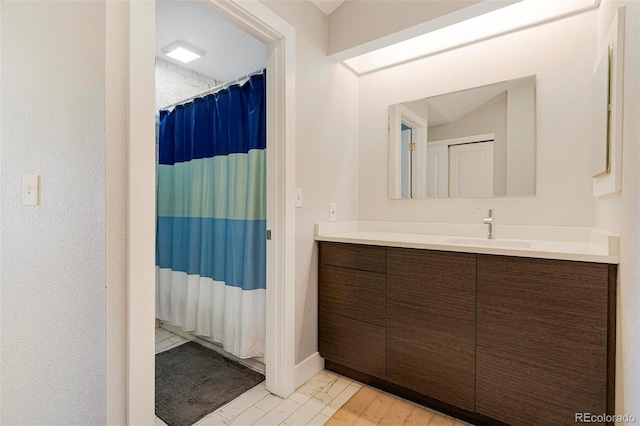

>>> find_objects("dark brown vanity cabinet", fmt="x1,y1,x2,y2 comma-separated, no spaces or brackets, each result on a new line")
318,242,616,426
386,248,476,412
318,242,387,378
476,255,615,426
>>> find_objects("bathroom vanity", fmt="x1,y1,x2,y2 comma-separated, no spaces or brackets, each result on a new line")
316,223,617,426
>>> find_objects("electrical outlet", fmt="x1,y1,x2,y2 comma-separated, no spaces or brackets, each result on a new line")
295,188,303,208
329,202,336,222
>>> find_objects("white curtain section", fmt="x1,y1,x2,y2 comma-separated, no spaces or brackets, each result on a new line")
156,267,266,358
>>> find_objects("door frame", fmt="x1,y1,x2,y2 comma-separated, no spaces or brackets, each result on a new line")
388,103,427,199
126,1,296,424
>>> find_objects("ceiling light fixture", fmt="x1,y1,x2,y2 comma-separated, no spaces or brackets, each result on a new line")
161,41,205,64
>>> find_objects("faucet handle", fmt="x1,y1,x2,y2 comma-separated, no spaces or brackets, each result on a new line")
484,208,494,239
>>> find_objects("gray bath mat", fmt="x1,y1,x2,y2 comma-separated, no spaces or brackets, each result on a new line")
155,341,265,426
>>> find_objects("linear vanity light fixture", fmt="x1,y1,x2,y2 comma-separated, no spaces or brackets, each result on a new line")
161,40,205,64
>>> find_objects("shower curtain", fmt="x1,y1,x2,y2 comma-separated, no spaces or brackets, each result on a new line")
156,73,266,359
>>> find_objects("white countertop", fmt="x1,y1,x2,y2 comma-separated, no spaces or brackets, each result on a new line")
314,222,619,264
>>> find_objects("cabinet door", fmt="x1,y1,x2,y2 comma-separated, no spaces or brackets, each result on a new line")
387,248,476,411
476,255,611,426
319,312,386,378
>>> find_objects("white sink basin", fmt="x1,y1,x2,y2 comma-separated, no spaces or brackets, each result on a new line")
442,238,532,249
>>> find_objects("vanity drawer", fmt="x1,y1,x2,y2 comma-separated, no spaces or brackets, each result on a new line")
320,242,387,273
319,265,386,326
319,312,385,379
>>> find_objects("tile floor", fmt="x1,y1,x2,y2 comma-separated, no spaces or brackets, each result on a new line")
154,327,470,426
155,326,190,354
155,327,362,426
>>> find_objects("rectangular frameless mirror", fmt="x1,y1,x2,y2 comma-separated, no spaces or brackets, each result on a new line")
591,44,612,178
389,75,536,199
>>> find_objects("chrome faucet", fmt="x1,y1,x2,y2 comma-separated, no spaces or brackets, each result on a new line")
483,209,494,239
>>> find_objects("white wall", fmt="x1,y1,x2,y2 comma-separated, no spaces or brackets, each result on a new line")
594,1,640,422
0,1,107,424
262,1,360,364
155,57,221,110
359,9,597,227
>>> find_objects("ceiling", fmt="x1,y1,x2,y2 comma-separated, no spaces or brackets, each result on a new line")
156,0,599,80
156,0,267,82
427,81,510,126
405,78,527,127
310,0,346,15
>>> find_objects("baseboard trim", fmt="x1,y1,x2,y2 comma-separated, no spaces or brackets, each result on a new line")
295,352,325,389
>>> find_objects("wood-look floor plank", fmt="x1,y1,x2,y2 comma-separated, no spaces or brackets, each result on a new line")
403,406,435,426
427,413,457,426
325,386,379,426
328,387,467,426
377,399,415,426
352,391,396,426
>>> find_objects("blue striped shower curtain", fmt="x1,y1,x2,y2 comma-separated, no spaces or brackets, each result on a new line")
156,73,266,359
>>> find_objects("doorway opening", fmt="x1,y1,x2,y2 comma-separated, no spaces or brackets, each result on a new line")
155,0,268,361
154,1,268,423
126,0,297,424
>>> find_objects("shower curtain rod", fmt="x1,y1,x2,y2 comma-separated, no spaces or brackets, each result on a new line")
159,67,265,112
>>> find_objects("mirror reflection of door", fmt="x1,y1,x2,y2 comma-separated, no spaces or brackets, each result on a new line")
449,141,494,198
426,145,448,198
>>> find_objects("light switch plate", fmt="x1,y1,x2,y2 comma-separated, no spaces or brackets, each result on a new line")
23,175,39,206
